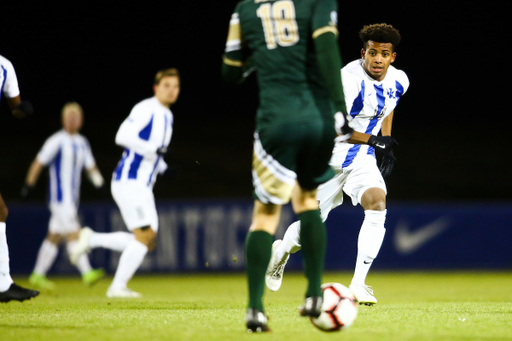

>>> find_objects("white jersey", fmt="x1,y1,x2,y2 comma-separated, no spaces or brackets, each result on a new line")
112,96,173,188
331,59,409,169
0,55,20,103
37,130,96,207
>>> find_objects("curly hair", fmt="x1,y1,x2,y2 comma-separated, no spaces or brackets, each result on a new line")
359,23,401,51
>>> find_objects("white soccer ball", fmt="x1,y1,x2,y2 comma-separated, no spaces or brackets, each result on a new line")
310,282,358,332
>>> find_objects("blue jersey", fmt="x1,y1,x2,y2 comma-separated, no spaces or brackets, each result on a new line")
331,59,409,169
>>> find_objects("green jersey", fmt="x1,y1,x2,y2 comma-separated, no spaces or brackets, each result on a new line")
224,0,339,130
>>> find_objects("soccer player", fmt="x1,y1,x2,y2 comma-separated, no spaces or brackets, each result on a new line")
71,68,179,298
22,102,106,290
266,23,409,305
0,54,39,303
222,0,352,333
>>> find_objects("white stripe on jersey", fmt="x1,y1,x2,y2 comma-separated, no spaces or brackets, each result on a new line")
331,59,409,169
37,130,96,207
113,96,173,189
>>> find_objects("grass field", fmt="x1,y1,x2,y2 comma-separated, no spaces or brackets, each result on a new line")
1,271,511,341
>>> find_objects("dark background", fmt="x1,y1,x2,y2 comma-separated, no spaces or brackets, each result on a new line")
0,1,510,204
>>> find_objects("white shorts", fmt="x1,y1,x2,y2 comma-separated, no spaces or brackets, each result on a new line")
317,154,387,221
111,181,159,232
48,203,81,234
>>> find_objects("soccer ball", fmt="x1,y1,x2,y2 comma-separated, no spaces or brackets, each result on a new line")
310,282,358,332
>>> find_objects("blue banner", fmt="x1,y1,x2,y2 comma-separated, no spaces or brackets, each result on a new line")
5,200,512,274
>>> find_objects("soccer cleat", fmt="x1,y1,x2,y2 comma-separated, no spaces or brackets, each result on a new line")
106,287,142,298
349,283,377,306
0,283,39,303
70,227,93,265
245,308,270,333
265,240,289,292
82,268,105,287
298,296,323,318
28,273,55,290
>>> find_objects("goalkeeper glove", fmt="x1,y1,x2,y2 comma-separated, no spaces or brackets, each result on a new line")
379,152,396,178
368,135,398,155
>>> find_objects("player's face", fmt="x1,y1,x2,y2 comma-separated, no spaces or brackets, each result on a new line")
361,41,396,81
62,110,83,134
154,76,180,107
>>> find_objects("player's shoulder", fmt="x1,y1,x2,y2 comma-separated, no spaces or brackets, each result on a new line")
0,55,14,69
43,130,67,145
341,59,366,84
387,64,409,90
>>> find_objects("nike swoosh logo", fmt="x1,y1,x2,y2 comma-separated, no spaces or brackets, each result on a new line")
363,261,372,264
375,143,386,149
394,217,450,255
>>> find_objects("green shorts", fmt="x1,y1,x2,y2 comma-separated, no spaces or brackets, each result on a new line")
252,120,336,205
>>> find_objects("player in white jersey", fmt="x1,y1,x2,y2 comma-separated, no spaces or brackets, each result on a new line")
0,55,39,303
22,102,106,290
71,68,180,298
266,24,409,305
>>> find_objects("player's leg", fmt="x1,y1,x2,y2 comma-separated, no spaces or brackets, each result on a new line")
293,119,336,318
65,231,104,286
106,183,157,298
29,232,61,290
349,187,386,305
0,192,39,302
343,156,387,305
246,201,281,313
246,130,296,332
71,227,135,264
292,184,327,317
267,171,345,291
106,225,155,297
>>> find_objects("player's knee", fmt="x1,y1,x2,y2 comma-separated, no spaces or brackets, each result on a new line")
47,233,62,244
0,203,8,222
134,226,157,249
366,199,386,211
361,188,386,211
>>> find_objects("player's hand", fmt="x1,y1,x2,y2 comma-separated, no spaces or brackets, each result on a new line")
334,112,353,142
12,100,34,118
21,184,34,200
379,152,396,178
156,147,168,156
368,136,398,155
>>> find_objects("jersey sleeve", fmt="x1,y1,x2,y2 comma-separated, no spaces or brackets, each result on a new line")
115,104,159,156
311,0,339,39
36,134,62,166
396,70,410,95
82,137,96,170
341,69,360,114
223,2,245,67
1,58,20,98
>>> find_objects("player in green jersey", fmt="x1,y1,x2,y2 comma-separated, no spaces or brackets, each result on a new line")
222,0,352,333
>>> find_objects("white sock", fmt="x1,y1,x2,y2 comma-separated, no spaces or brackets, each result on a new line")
0,222,13,292
67,241,91,275
33,239,59,277
352,210,386,285
277,221,302,260
89,231,134,252
110,239,148,290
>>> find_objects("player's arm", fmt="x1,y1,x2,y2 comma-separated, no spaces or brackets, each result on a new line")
312,3,352,139
21,158,44,199
86,166,105,189
221,8,253,85
381,110,394,136
115,110,160,156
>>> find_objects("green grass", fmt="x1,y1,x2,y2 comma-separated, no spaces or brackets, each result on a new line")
1,271,512,341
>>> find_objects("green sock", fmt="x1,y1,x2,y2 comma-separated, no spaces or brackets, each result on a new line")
245,230,274,312
298,209,326,298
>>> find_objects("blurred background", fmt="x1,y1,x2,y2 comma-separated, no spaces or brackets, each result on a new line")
1,1,511,274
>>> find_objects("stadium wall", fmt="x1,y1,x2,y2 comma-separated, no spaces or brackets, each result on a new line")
6,200,512,274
